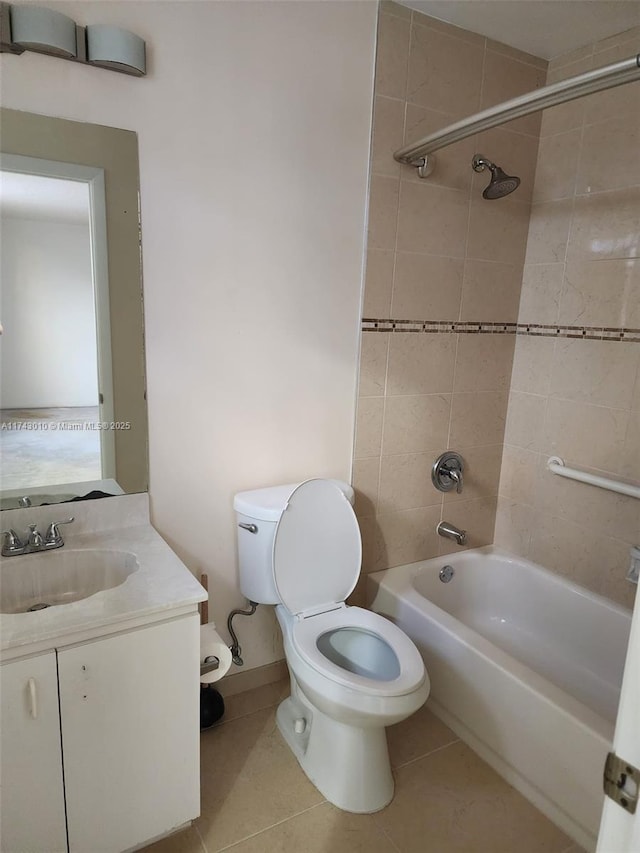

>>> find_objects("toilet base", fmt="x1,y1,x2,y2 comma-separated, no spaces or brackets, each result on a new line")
276,694,394,814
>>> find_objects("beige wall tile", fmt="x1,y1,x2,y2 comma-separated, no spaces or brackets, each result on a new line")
363,249,394,317
403,104,476,190
442,443,503,503
559,258,640,328
624,406,640,480
493,497,533,558
567,188,640,264
449,391,508,448
524,198,573,264
484,38,547,70
407,23,484,118
499,445,539,504
375,12,410,99
358,332,389,397
481,51,546,137
387,333,457,395
396,181,469,256
543,397,630,474
518,263,564,324
550,339,640,410
583,74,640,126
528,511,608,593
504,391,547,450
352,457,380,519
414,12,485,46
510,336,555,395
380,1,411,21
467,196,531,266
371,96,405,178
378,452,444,513
532,129,581,202
576,114,640,195
453,334,515,393
459,261,522,323
383,393,451,454
392,252,464,320
354,396,384,459
368,175,400,251
540,98,585,138
437,497,498,554
373,505,441,569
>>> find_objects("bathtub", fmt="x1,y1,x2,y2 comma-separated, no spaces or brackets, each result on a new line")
368,546,632,851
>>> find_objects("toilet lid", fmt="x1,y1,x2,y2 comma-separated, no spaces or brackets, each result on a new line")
273,479,361,616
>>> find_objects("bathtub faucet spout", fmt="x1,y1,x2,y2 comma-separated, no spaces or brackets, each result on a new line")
437,521,467,546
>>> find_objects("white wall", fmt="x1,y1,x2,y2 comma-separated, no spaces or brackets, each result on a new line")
0,217,98,408
0,1,377,668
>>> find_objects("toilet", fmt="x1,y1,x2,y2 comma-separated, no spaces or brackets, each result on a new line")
233,478,429,813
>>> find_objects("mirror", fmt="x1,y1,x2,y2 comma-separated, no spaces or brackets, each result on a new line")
0,108,148,510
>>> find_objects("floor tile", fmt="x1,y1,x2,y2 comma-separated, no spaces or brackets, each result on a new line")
218,802,398,853
387,701,458,768
140,825,204,853
375,741,572,853
197,706,323,852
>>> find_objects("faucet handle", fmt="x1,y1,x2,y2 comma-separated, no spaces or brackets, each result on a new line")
2,529,25,556
44,517,75,546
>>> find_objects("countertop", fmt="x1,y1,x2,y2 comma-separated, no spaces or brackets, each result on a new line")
1,495,207,659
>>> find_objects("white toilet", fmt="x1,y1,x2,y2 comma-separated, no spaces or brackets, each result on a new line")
233,478,429,813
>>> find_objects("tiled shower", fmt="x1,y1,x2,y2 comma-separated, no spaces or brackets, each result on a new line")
354,2,639,609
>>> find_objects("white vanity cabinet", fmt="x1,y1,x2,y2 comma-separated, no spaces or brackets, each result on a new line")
0,651,68,853
1,612,201,853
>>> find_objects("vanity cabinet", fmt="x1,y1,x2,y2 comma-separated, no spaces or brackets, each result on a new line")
1,613,200,853
0,651,68,853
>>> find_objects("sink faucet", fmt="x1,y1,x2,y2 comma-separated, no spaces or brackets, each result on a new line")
437,521,467,546
1,517,75,557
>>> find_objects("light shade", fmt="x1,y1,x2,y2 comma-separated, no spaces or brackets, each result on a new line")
86,24,145,76
10,4,77,57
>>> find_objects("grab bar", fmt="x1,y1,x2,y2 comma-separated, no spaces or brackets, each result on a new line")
547,456,640,500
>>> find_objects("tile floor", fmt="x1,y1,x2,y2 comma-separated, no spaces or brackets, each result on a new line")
143,679,586,853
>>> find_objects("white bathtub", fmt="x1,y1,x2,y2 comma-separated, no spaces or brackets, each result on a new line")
368,546,632,851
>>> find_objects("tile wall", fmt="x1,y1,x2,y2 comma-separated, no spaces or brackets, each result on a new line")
495,27,640,608
353,2,545,583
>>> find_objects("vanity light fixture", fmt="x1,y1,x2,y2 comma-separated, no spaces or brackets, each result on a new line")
0,2,146,76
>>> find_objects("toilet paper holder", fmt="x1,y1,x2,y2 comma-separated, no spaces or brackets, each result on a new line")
200,655,220,676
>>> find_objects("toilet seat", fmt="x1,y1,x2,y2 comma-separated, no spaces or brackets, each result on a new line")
291,606,426,698
273,479,361,616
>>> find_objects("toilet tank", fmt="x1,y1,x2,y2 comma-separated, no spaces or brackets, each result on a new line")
233,479,355,605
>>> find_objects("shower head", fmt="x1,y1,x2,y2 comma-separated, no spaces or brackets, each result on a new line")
472,154,520,199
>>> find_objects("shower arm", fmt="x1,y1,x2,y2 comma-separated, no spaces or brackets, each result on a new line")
394,52,640,175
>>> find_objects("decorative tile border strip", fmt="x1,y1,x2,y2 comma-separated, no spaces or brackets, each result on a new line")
361,319,640,342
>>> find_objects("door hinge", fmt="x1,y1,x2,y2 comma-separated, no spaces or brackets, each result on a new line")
604,752,639,814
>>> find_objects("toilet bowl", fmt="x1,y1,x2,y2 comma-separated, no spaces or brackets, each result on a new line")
233,478,429,813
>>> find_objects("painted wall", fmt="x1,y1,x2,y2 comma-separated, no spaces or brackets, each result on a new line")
0,217,98,409
0,1,377,668
352,2,544,595
495,27,640,609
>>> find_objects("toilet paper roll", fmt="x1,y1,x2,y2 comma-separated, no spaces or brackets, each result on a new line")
200,623,233,684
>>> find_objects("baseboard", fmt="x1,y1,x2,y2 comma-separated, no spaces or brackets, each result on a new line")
216,659,288,698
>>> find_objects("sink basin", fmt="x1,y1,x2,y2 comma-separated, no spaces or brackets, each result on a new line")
0,549,139,614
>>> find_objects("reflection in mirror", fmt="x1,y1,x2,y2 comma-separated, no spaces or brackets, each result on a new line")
0,109,148,510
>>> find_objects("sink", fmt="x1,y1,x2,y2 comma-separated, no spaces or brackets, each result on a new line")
0,549,139,614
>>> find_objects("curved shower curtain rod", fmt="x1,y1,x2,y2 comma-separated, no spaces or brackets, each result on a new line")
394,52,640,178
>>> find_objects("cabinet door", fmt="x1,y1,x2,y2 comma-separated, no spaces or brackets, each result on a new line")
58,614,200,853
1,651,67,853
